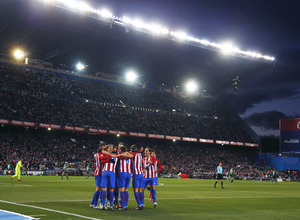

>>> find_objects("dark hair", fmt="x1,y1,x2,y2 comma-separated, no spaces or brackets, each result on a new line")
120,146,127,153
131,144,138,152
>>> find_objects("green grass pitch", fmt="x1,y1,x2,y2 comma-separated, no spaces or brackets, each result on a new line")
0,176,299,220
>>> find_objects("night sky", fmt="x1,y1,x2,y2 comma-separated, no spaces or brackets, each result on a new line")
1,0,299,137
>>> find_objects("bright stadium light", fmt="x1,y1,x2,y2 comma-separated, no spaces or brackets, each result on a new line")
13,49,25,59
185,80,198,93
221,43,234,54
171,31,188,41
76,62,85,71
38,0,275,62
122,16,133,24
125,71,138,83
132,19,144,29
147,24,169,35
99,9,113,18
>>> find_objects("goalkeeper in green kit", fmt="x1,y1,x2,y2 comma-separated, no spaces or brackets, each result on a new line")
61,162,69,180
86,164,91,179
11,158,23,181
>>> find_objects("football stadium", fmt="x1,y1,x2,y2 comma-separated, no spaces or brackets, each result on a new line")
0,1,300,219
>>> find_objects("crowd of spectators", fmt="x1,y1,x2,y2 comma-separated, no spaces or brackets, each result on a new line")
0,64,255,142
0,129,274,180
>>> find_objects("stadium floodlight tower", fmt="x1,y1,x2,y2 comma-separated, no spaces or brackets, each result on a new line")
125,70,138,83
185,80,198,94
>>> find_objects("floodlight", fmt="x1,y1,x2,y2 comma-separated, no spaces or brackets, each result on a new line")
148,24,169,35
37,0,275,62
221,43,234,54
13,49,25,59
132,19,144,28
171,31,188,41
76,62,85,71
99,9,113,18
185,80,198,93
125,71,138,83
122,17,133,24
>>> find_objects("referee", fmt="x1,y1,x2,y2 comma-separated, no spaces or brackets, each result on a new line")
214,162,224,189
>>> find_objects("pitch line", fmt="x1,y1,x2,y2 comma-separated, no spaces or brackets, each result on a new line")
0,209,36,220
0,200,101,220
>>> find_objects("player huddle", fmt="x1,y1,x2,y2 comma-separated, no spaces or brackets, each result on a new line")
90,142,162,211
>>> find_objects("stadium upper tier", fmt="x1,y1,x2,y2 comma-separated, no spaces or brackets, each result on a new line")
0,64,256,143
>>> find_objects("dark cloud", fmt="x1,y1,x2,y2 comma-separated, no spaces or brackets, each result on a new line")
243,111,287,130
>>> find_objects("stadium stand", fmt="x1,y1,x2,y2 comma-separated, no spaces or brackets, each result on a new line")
0,64,255,142
2,63,295,181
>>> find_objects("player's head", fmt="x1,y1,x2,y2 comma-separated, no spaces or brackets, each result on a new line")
107,144,114,153
131,144,138,152
111,145,117,153
98,141,106,152
145,147,152,157
151,151,156,158
219,162,222,166
120,146,127,153
65,161,68,164
118,142,125,148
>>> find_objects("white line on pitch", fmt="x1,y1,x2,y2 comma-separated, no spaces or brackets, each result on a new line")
0,200,101,220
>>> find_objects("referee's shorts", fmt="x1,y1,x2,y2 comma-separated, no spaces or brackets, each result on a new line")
217,174,223,180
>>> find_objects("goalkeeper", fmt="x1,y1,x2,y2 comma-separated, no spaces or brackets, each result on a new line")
11,158,23,181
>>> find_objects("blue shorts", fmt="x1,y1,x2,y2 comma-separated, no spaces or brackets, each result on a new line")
115,173,119,189
95,175,102,187
117,172,131,188
132,174,143,188
142,178,155,188
153,177,158,186
101,171,116,189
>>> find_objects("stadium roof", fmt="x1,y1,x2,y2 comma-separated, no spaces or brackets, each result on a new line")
0,0,280,95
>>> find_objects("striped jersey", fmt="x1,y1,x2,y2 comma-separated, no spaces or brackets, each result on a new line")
131,152,143,175
153,158,162,178
143,156,156,178
119,154,132,173
102,155,118,173
94,152,104,175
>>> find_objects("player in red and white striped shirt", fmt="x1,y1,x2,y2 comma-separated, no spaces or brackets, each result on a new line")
148,151,162,201
100,144,118,210
100,144,133,210
90,142,110,208
141,147,158,208
130,145,144,210
117,146,133,210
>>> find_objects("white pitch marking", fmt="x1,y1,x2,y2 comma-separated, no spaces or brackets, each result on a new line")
0,209,36,219
0,200,101,220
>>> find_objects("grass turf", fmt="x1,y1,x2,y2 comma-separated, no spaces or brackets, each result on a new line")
0,176,299,220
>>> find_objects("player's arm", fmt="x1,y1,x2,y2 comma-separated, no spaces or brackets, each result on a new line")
156,159,163,172
100,154,111,163
119,152,133,158
147,156,156,165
